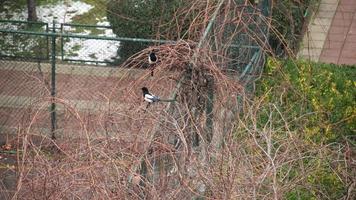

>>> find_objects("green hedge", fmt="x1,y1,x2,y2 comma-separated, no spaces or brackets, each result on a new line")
257,59,355,143
252,59,355,199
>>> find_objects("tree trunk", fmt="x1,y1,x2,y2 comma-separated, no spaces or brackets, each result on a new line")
27,0,37,22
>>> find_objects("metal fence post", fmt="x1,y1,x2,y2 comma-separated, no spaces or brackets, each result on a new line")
205,76,214,143
46,23,50,60
50,20,57,140
60,23,64,61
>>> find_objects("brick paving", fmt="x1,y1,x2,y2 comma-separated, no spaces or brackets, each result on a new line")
320,0,356,64
299,0,356,65
299,0,339,61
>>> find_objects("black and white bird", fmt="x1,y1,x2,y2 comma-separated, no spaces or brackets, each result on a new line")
142,87,160,104
148,52,157,64
148,51,157,76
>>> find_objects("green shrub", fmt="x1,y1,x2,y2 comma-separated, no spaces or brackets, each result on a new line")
256,59,355,143
253,59,354,199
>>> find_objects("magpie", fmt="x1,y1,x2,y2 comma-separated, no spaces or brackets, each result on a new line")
148,52,157,64
141,87,176,110
148,51,157,76
142,87,160,103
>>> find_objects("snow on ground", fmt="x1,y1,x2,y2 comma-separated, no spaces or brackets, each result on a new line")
38,1,93,24
0,1,93,24
63,37,120,63
0,1,120,64
63,16,120,63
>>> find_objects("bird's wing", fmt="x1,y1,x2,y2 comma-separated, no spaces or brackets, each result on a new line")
144,95,153,103
145,94,160,102
144,98,153,103
151,94,160,101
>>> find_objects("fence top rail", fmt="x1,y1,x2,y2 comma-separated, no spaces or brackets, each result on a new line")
0,28,259,48
0,28,175,44
61,23,112,29
0,20,261,49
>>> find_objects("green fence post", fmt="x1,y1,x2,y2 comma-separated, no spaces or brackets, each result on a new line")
205,76,214,143
46,23,50,60
262,0,271,17
60,23,64,61
50,20,57,140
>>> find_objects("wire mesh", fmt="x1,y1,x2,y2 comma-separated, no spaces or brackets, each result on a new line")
0,0,272,199
0,20,49,60
0,59,52,136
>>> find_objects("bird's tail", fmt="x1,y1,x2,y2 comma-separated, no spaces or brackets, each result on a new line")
159,99,176,102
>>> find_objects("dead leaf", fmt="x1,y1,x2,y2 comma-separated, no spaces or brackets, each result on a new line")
2,144,12,150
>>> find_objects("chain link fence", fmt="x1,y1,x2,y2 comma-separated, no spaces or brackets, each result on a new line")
0,20,266,140
0,2,270,142
0,17,161,138
0,1,271,198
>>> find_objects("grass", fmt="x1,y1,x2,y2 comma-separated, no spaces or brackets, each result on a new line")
70,0,109,35
72,0,107,25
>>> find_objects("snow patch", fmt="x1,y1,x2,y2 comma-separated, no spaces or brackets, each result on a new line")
0,1,93,24
1,1,120,64
63,16,120,63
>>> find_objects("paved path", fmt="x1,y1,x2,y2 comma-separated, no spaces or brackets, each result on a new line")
299,0,356,65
